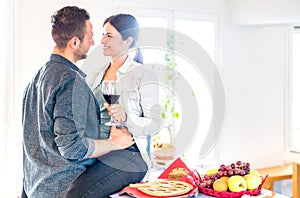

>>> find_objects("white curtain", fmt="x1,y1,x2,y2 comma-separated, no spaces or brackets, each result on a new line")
0,0,22,196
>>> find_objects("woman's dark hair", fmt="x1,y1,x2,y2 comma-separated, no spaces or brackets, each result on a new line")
51,6,90,49
103,14,143,64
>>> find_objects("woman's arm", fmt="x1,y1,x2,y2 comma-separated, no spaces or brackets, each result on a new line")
123,69,163,136
88,126,135,158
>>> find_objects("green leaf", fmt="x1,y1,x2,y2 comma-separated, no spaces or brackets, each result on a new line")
172,112,179,118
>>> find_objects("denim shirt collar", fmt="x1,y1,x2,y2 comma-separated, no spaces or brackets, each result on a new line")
50,54,87,78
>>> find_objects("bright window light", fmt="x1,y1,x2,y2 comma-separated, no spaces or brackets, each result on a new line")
136,15,215,166
291,28,300,151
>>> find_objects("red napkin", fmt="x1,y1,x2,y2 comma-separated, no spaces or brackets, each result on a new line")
158,157,199,188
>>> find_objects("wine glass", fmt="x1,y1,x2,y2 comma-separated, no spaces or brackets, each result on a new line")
101,80,121,126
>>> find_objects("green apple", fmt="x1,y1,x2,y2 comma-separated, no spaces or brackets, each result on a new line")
243,174,262,190
227,175,247,192
249,169,260,177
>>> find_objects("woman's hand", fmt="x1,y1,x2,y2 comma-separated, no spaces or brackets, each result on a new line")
89,126,134,158
109,126,134,149
104,103,127,123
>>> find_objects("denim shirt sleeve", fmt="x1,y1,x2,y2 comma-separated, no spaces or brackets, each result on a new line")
53,74,99,160
83,138,95,159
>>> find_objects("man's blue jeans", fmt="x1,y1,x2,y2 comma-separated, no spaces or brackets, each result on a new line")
65,145,148,198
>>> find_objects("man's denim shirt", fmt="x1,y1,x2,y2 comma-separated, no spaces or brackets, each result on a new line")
22,54,100,197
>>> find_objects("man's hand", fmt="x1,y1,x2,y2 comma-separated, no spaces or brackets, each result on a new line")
89,126,134,158
104,103,127,123
109,126,134,149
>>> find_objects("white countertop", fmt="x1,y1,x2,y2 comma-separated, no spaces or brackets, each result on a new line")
109,166,290,198
110,189,289,198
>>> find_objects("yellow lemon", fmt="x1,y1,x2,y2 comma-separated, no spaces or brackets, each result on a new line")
206,168,218,175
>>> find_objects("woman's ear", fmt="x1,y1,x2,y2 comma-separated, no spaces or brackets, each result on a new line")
125,36,134,48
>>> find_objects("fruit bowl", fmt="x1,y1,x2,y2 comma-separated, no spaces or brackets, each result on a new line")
198,174,268,198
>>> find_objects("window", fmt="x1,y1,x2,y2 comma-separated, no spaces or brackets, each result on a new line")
0,1,5,182
174,18,215,165
117,7,217,166
290,27,300,152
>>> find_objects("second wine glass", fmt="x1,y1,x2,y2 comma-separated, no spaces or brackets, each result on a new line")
101,80,121,126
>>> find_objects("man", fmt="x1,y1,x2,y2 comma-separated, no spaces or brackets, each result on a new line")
22,6,145,198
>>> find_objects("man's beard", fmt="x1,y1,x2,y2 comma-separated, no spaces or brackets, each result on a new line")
74,47,87,61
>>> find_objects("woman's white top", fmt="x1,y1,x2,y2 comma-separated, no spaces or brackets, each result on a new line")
90,57,162,168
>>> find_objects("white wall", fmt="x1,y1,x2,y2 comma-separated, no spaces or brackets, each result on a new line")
16,0,295,170
228,0,300,25
17,0,115,89
217,25,289,168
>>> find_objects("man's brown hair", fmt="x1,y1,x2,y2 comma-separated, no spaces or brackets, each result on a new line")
51,6,90,48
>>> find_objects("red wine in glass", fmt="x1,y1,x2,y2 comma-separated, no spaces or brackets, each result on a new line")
103,94,120,104
101,80,121,126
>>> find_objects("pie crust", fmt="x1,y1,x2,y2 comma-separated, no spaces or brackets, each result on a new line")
132,180,193,197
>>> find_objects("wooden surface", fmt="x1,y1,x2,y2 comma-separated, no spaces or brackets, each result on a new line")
257,164,293,191
293,162,300,198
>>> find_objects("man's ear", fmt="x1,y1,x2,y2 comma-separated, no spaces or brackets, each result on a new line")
69,37,80,49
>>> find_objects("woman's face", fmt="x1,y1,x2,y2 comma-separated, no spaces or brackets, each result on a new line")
101,22,129,58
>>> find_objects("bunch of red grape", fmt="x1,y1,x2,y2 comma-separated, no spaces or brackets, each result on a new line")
199,161,251,188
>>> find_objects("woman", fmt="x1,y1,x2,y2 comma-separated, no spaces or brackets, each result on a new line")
91,14,162,168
